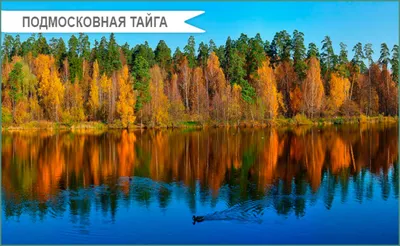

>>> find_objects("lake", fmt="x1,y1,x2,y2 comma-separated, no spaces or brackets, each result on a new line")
1,124,399,244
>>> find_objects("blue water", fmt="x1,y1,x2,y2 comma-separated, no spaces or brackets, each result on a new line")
2,173,398,244
1,127,399,244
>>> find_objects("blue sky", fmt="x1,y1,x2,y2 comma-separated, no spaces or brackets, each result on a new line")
2,1,399,61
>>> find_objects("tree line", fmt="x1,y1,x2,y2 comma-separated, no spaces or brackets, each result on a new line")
1,32,398,127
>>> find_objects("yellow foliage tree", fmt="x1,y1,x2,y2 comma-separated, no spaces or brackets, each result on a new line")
255,59,279,119
50,72,65,122
206,52,226,96
116,65,136,127
148,65,169,126
36,55,64,121
206,52,227,120
168,73,185,124
63,80,85,123
14,101,29,124
329,72,350,112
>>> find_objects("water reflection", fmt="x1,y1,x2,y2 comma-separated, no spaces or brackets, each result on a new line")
2,124,398,224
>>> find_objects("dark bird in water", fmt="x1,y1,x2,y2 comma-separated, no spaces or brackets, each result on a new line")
191,199,268,225
192,215,205,225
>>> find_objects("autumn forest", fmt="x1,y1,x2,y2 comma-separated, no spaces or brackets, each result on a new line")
1,32,399,127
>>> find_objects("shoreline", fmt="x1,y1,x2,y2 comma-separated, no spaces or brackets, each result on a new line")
2,115,398,131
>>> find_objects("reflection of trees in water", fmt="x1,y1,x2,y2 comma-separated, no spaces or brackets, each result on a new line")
1,124,398,222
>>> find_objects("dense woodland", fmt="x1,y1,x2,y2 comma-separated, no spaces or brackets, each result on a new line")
1,32,399,127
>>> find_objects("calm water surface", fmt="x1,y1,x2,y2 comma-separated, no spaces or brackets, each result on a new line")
2,124,399,244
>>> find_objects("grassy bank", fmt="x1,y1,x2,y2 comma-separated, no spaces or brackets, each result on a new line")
271,114,398,127
2,114,398,131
